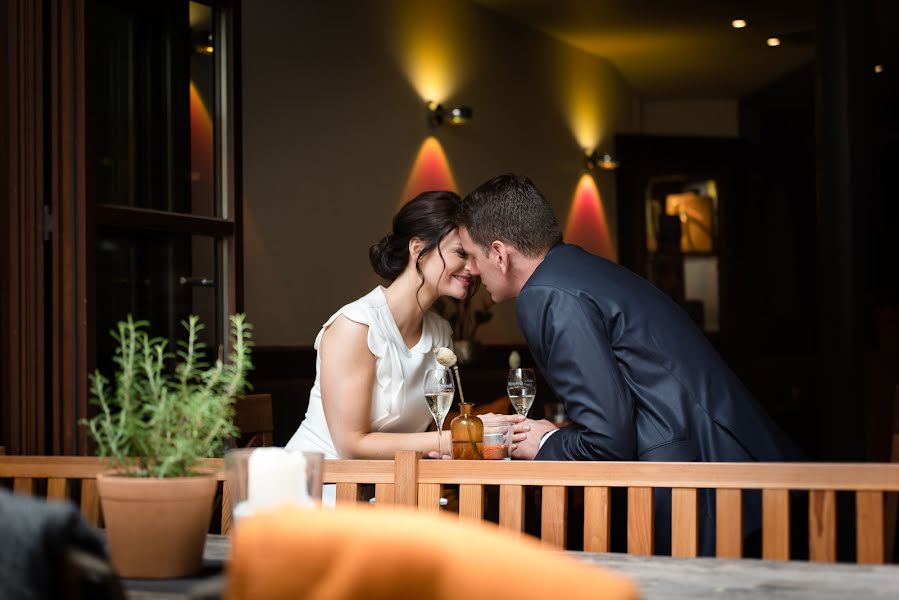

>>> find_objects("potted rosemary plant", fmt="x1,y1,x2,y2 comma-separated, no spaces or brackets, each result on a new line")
82,314,252,578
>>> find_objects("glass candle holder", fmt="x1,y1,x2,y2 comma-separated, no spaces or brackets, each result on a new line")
482,421,512,460
225,447,324,525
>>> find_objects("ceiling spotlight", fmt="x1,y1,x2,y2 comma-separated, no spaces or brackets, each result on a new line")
767,37,781,47
731,19,747,29
427,101,473,129
584,150,619,172
874,64,884,74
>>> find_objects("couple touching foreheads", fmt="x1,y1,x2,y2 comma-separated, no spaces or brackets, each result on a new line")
287,174,801,554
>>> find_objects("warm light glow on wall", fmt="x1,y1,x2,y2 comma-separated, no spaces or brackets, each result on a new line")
387,0,473,102
400,136,458,205
189,81,214,208
564,174,615,261
556,52,603,150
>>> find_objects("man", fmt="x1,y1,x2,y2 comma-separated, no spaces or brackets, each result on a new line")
458,174,803,555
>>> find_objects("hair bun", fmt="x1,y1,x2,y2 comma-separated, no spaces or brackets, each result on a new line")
370,234,403,280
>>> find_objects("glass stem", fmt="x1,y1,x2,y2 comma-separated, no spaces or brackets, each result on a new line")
435,418,443,457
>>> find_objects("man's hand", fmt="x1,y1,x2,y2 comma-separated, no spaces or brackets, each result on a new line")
512,419,557,459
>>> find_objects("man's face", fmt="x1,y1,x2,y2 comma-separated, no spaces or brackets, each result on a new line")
458,226,513,303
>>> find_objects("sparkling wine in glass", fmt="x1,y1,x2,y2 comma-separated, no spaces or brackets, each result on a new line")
507,368,536,417
424,368,454,457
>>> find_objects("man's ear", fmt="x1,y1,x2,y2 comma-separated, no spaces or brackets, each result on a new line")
409,238,424,262
491,241,510,274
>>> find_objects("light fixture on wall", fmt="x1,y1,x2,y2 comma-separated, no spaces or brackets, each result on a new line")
584,149,619,171
427,101,473,129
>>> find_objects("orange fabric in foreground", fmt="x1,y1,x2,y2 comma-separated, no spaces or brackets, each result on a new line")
226,504,638,600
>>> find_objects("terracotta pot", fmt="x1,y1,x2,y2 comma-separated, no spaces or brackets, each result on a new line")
97,473,216,578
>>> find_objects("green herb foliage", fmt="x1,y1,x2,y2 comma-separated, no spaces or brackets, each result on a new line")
82,314,253,478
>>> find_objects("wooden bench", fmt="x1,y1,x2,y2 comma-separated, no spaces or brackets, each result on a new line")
4,453,899,564
323,452,899,564
0,456,226,529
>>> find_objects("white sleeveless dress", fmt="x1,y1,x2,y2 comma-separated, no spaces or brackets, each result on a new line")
286,287,452,464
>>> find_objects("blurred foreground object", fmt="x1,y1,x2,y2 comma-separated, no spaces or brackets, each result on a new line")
226,504,637,600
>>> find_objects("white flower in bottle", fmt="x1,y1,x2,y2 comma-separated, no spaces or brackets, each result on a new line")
434,347,457,368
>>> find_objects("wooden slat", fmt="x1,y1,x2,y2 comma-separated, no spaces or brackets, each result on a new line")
856,491,885,564
374,483,395,506
0,456,226,479
335,483,359,505
323,459,395,485
541,486,567,548
809,490,836,562
716,488,743,558
393,451,419,506
80,479,100,527
763,489,790,560
459,484,484,521
416,460,899,490
13,477,34,495
672,487,698,557
583,486,610,552
628,487,653,555
499,484,525,536
221,481,232,535
3,457,899,491
47,477,70,501
418,483,442,514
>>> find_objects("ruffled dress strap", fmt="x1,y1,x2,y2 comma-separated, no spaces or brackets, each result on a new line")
314,288,405,426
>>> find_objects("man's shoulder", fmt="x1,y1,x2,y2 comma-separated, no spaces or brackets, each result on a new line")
524,244,600,292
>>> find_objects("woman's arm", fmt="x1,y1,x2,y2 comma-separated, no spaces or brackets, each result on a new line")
319,315,449,459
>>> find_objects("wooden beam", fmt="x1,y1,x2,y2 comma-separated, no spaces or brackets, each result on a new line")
459,484,484,522
541,485,567,548
583,486,610,552
856,491,885,564
809,490,836,562
499,484,525,537
671,487,698,557
762,489,790,560
628,487,653,555
716,488,743,558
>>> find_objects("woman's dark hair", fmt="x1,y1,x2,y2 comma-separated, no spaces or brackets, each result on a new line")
369,191,462,286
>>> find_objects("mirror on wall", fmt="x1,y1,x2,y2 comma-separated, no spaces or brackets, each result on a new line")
645,177,719,333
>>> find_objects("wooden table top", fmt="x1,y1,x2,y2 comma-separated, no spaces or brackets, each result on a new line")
125,535,899,600
572,551,899,599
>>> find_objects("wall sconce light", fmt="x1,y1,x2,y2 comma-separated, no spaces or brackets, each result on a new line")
427,101,473,129
192,30,214,54
584,150,619,171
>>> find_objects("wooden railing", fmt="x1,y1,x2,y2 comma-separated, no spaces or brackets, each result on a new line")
3,452,898,564
0,456,226,529
322,452,899,564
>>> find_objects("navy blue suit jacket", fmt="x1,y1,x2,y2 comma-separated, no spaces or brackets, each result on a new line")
517,244,803,554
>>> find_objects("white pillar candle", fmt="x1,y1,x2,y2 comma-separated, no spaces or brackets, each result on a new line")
247,447,310,510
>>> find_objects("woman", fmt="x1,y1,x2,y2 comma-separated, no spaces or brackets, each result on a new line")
287,191,524,467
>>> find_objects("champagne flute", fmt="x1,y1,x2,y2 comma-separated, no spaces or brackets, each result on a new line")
507,368,536,417
424,368,454,457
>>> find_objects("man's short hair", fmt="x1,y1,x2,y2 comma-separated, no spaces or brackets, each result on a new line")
461,174,562,257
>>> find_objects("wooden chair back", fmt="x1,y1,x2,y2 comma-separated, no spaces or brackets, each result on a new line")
324,451,899,564
234,394,274,447
0,456,225,529
5,452,899,564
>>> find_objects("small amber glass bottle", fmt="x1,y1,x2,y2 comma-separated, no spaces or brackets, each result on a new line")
450,403,483,460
